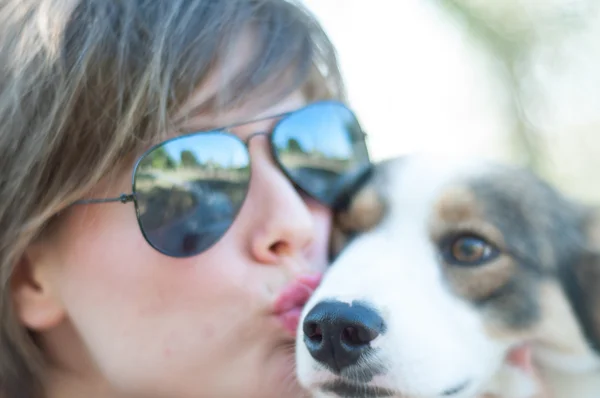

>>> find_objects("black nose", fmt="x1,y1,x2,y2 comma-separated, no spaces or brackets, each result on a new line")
302,300,386,372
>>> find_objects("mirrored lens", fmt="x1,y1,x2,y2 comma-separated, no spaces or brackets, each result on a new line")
272,101,370,206
133,133,250,257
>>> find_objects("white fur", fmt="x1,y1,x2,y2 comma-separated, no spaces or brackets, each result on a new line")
484,364,539,398
296,154,600,397
297,155,525,397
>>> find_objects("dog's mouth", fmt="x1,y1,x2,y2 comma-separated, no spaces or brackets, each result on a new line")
320,379,400,398
317,378,472,398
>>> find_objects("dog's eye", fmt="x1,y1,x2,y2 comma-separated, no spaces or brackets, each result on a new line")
444,235,499,266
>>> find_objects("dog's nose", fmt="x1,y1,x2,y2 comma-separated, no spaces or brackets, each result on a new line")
302,300,385,372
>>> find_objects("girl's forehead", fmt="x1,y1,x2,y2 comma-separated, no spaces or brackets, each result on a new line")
174,89,308,137
171,29,257,123
170,29,313,135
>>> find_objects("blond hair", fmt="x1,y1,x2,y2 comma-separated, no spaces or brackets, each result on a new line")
0,0,344,396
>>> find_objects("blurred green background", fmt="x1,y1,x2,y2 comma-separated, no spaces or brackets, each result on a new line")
304,0,600,205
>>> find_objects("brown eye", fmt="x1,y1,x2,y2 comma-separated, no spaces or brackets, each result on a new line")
444,235,499,266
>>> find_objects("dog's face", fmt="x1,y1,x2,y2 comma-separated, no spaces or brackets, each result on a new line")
296,154,600,398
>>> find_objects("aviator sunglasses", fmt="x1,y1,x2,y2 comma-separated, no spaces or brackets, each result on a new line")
74,100,371,258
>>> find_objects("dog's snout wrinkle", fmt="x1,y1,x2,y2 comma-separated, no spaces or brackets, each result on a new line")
303,300,386,373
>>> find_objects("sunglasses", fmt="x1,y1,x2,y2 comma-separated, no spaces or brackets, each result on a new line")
74,100,371,258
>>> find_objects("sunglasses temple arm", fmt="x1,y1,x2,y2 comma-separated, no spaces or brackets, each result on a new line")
73,193,135,205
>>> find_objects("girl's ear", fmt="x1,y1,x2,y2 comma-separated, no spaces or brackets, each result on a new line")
11,242,65,331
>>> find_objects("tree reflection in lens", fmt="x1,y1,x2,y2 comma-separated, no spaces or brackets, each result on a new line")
133,133,250,256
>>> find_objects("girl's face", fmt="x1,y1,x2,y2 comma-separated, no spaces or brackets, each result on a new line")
16,87,333,398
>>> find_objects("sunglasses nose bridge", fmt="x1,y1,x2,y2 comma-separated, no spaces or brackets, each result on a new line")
244,130,286,175
243,131,307,201
243,130,270,146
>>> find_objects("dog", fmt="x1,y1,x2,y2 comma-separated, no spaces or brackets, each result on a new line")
296,153,600,398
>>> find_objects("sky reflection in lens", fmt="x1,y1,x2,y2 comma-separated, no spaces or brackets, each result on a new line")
133,133,250,257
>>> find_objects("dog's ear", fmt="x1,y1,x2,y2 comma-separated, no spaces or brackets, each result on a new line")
329,178,387,260
583,207,600,250
577,207,600,347
564,206,600,353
